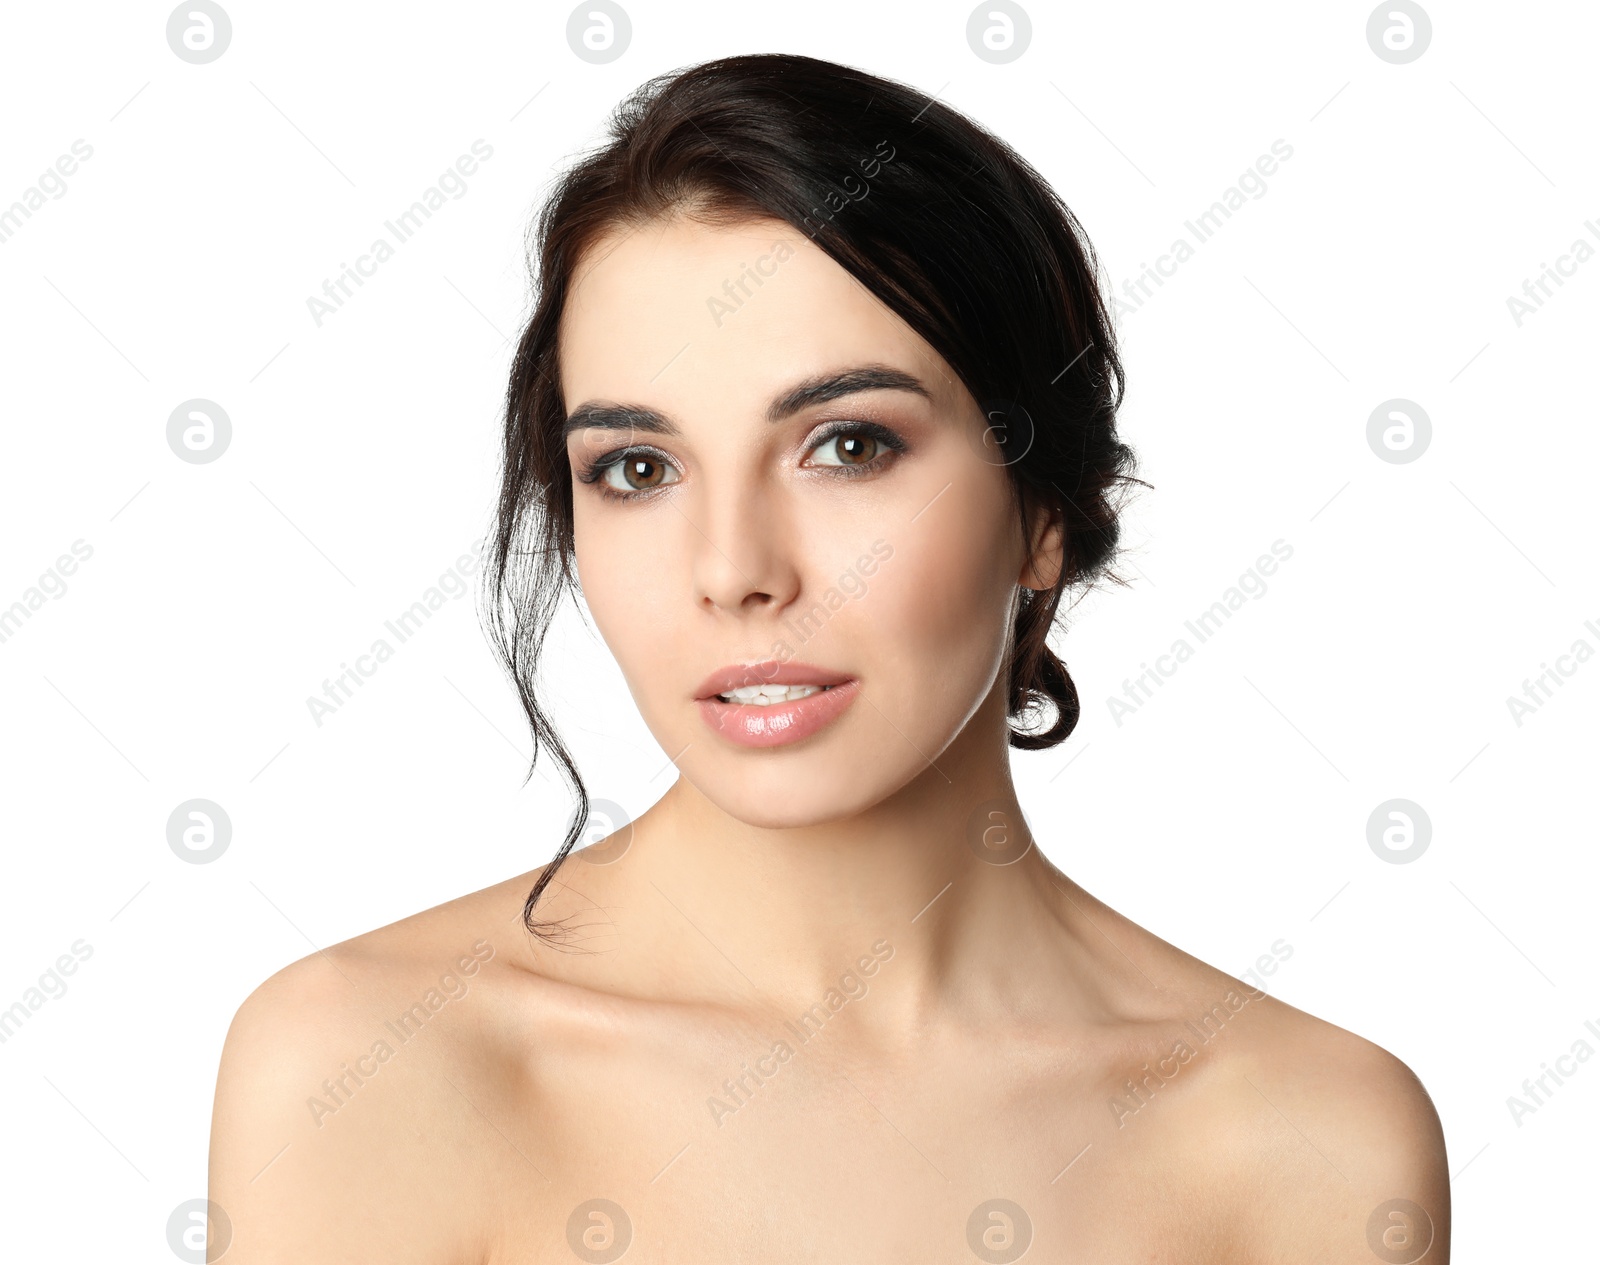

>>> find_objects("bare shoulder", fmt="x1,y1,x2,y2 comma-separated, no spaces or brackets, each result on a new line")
208,870,540,1263
1048,882,1448,1261
1186,987,1451,1263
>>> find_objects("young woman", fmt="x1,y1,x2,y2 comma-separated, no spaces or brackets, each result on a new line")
211,54,1449,1263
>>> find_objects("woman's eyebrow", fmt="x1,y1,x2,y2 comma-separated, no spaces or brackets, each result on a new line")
562,402,674,438
562,364,932,438
765,365,932,421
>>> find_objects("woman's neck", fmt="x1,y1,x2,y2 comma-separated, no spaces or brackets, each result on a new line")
536,691,1125,1038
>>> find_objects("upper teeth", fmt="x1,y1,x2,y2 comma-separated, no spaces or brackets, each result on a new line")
719,684,826,704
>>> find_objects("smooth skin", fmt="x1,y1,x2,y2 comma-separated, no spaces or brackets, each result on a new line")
209,215,1450,1263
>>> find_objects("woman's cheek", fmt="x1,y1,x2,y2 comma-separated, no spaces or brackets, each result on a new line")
906,474,1015,622
869,523,1004,691
575,523,678,692
894,492,1018,708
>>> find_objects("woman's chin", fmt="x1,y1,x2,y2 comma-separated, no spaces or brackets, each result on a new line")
672,746,930,834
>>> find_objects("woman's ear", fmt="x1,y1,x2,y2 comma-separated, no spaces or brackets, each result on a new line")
1019,497,1066,591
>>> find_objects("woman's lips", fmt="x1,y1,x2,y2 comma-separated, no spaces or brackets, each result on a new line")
693,662,860,748
692,660,853,698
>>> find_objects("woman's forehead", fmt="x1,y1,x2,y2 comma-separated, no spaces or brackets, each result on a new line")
559,215,953,419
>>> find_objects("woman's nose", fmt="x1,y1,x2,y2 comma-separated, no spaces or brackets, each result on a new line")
687,488,802,616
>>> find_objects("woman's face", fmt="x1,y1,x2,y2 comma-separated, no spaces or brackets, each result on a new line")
559,214,1053,828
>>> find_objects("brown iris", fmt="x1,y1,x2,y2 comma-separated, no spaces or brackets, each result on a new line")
834,432,878,465
622,456,668,489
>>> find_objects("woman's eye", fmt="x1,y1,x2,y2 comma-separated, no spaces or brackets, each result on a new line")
809,430,880,467
601,453,680,492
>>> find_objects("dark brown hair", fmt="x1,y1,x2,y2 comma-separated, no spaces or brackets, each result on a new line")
485,53,1141,936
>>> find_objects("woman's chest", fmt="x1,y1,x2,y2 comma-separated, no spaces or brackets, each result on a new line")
464,1030,1245,1264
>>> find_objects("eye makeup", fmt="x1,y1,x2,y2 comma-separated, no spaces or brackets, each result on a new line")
572,417,912,501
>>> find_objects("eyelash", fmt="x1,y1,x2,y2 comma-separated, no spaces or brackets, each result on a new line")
576,420,908,501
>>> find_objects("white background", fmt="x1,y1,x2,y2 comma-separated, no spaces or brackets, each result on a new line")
0,0,1594,1259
